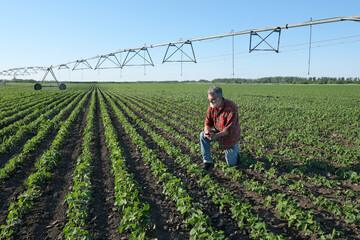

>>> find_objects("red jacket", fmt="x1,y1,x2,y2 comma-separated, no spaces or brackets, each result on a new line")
205,98,241,150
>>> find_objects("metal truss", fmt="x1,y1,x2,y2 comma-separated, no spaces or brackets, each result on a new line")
12,69,25,76
0,66,46,78
35,66,66,90
9,69,21,76
26,67,40,74
5,68,27,76
122,47,154,67
40,66,59,84
249,27,281,53
22,68,31,75
72,59,93,70
1,14,359,81
58,64,70,69
95,53,122,69
162,40,196,63
2,70,11,76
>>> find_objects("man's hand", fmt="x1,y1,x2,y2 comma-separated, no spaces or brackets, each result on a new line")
205,132,216,140
205,129,228,140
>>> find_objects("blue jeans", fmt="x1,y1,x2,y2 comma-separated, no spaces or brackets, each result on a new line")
200,131,239,166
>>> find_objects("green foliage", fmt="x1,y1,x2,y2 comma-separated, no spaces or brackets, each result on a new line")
0,89,91,239
1,83,359,239
97,83,360,239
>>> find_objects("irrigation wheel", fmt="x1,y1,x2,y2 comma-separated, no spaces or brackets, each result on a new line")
59,83,66,90
34,83,42,90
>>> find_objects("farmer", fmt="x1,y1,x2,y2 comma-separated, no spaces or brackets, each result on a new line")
200,86,241,170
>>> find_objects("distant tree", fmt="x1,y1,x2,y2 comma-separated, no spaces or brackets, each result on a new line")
211,76,359,84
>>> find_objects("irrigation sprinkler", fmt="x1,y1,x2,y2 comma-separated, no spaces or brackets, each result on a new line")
1,14,359,82
34,66,66,90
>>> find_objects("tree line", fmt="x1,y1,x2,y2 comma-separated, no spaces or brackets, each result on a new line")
211,76,360,84
2,76,359,84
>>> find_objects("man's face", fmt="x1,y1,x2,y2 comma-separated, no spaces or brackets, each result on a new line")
208,94,220,108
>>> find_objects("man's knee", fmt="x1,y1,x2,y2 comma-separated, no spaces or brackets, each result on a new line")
226,156,237,167
225,150,238,166
228,160,237,167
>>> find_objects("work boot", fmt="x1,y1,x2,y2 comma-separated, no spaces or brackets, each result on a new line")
201,162,212,170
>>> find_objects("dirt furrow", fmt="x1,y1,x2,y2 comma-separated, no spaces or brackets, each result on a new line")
6,92,91,240
0,94,83,227
131,94,360,238
0,93,80,169
0,128,58,225
133,95,202,134
123,95,199,142
86,91,123,239
101,91,191,239
107,92,246,239
114,93,306,238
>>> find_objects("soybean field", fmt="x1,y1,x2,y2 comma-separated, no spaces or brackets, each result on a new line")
0,82,360,240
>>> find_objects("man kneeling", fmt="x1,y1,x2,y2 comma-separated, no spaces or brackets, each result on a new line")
200,86,241,170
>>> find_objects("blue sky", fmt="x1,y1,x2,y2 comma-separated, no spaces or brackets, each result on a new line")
0,0,359,82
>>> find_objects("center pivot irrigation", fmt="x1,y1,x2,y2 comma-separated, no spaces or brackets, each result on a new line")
0,14,359,90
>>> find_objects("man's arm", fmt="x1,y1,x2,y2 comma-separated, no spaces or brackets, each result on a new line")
208,128,228,140
204,106,214,139
204,125,212,135
214,129,228,138
204,125,213,139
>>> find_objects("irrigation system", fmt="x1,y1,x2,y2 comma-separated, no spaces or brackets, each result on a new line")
1,14,359,90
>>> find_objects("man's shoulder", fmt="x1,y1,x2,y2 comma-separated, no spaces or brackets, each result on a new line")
224,99,237,111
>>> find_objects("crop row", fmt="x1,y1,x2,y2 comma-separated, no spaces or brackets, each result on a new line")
102,90,227,239
132,93,359,200
104,90,284,239
124,95,335,190
140,94,360,221
0,91,62,119
117,93,328,237
63,89,96,239
147,92,360,183
0,91,75,140
242,159,360,226
98,90,152,239
0,92,80,154
0,91,87,180
0,92,68,129
0,89,53,110
113,91,359,239
0,89,91,239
